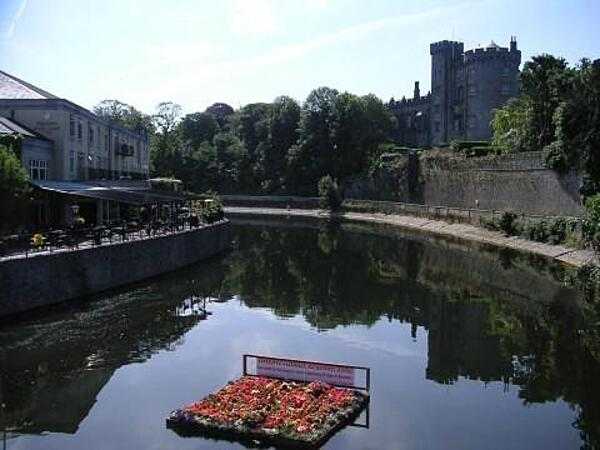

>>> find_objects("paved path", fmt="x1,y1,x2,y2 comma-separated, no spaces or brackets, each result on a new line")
225,206,597,268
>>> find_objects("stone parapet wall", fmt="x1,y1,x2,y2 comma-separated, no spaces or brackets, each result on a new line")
0,221,232,317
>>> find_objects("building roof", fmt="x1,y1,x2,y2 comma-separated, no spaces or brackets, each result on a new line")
32,180,190,205
0,70,58,100
0,116,51,140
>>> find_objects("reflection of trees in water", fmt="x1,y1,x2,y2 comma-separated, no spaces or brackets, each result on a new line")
225,223,600,448
2,221,600,446
0,259,228,435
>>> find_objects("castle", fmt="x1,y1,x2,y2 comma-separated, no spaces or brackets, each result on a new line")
388,37,521,147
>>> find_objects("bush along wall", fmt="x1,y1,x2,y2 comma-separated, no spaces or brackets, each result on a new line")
481,211,583,248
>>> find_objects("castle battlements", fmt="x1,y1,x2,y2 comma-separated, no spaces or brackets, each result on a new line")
430,40,464,56
464,46,521,64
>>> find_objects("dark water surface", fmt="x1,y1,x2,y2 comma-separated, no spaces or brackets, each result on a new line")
1,217,600,450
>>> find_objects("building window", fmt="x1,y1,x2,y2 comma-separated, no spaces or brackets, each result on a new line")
29,160,48,180
434,122,440,132
69,150,75,172
105,134,109,152
69,115,76,137
89,126,94,144
97,155,102,169
77,122,82,139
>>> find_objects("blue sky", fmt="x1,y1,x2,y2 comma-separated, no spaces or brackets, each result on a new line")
1,0,599,115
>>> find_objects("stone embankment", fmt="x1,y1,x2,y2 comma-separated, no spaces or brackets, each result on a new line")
0,220,232,318
225,207,596,268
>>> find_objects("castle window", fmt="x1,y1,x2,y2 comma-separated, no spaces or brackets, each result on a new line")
69,150,75,172
77,122,82,140
434,122,440,132
89,126,94,144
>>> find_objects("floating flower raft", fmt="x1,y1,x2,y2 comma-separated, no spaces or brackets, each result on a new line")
166,376,369,448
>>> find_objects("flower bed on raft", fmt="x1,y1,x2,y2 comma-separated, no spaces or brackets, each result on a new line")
166,376,369,447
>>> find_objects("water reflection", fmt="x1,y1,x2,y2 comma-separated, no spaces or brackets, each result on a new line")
0,217,599,449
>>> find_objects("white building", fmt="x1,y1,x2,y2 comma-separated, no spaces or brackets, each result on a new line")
0,70,149,181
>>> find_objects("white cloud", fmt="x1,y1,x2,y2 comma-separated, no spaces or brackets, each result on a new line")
0,0,27,41
230,0,277,35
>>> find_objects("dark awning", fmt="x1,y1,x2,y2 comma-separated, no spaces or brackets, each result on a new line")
32,180,189,206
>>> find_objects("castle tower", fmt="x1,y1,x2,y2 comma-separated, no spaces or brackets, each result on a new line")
430,40,464,146
463,37,521,140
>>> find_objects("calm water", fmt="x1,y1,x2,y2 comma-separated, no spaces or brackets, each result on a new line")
1,217,599,450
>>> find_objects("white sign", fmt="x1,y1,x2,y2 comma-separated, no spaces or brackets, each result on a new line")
256,357,356,387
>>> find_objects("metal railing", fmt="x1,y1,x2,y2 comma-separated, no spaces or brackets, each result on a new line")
0,217,212,261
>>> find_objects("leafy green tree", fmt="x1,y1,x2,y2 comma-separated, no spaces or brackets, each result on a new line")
256,96,300,192
179,112,219,149
205,102,234,128
318,175,343,211
93,99,154,133
520,54,572,149
491,97,535,152
287,87,339,193
546,59,600,186
150,102,182,178
0,144,29,231
153,101,182,135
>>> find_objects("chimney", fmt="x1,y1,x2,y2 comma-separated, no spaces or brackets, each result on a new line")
414,81,420,100
510,36,518,52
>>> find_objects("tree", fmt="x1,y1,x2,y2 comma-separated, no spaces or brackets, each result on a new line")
0,144,29,231
256,96,300,192
318,175,343,211
179,112,219,149
288,87,339,193
205,103,235,128
93,99,154,133
153,101,182,135
547,59,600,188
520,55,572,149
491,97,535,152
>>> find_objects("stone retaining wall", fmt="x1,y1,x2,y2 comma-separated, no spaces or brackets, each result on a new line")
344,150,584,216
0,220,232,317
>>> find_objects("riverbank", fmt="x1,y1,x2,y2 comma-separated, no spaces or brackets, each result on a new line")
225,207,597,267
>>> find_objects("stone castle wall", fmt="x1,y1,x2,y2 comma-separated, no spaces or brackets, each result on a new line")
0,221,232,317
345,151,583,216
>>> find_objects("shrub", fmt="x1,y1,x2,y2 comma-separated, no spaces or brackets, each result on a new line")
548,217,567,244
583,195,600,252
201,195,225,224
499,211,518,236
318,175,343,211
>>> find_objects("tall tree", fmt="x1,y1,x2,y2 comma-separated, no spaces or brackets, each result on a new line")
520,55,572,149
257,96,300,192
179,112,219,149
205,103,235,128
93,99,154,133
